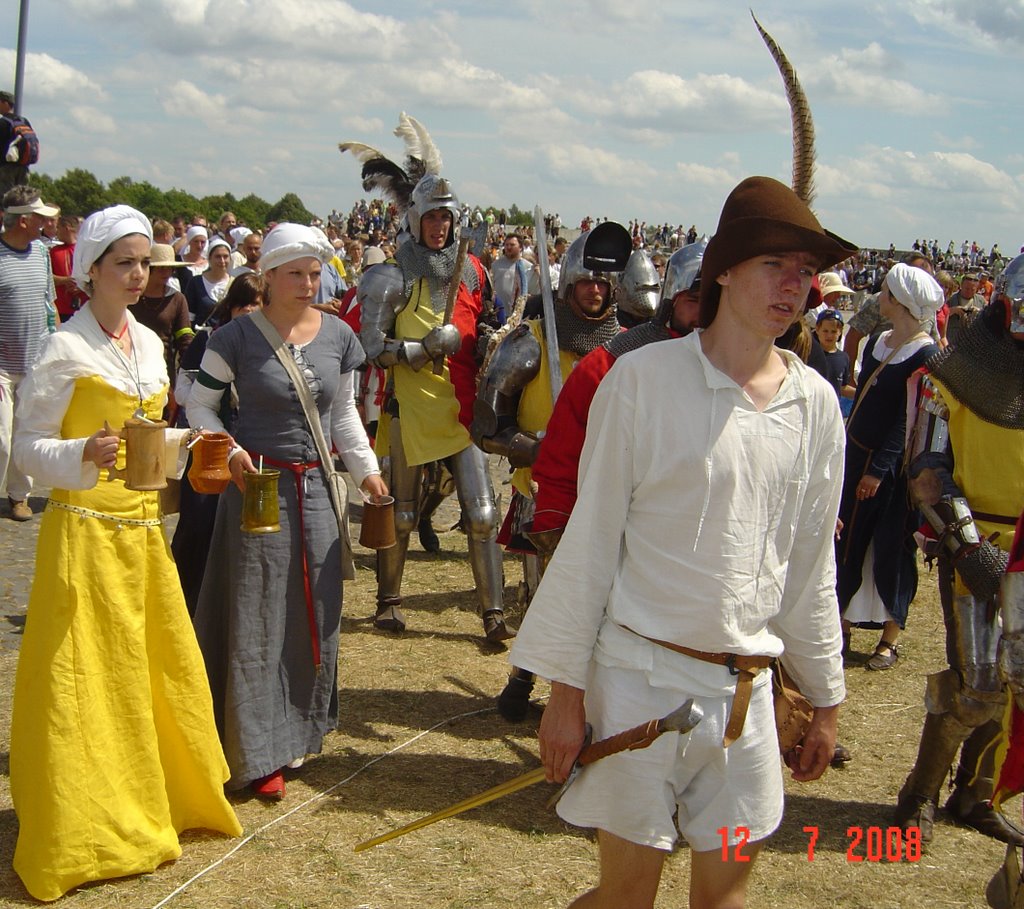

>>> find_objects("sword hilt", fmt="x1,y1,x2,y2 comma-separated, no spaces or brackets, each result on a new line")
577,698,703,766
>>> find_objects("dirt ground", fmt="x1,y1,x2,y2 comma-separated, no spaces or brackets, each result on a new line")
0,482,1014,909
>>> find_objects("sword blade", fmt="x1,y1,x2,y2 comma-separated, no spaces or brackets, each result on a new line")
354,766,547,852
533,205,562,405
354,699,703,852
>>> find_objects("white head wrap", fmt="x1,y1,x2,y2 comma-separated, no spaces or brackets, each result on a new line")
229,226,252,247
184,225,209,258
206,236,230,257
72,205,153,291
260,223,335,272
885,262,945,322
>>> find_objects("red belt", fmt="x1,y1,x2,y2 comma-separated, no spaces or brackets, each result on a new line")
250,451,323,674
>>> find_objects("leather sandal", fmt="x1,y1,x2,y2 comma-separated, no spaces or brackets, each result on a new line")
866,640,899,671
374,597,407,633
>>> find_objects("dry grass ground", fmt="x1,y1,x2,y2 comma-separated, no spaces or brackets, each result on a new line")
0,482,1013,908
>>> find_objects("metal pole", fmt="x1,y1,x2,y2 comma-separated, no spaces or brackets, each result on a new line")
14,0,31,115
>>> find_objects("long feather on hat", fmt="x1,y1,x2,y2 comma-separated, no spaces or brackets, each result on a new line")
751,11,816,206
339,112,443,215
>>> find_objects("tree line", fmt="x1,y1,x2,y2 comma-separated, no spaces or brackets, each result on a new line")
26,168,315,228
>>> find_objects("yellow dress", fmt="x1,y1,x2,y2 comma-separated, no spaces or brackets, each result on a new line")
10,311,241,902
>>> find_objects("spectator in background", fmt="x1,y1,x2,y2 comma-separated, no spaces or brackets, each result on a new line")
230,231,262,277
0,90,31,196
945,269,986,347
184,237,232,328
128,243,194,390
180,225,209,276
0,186,58,521
492,233,533,323
50,214,87,321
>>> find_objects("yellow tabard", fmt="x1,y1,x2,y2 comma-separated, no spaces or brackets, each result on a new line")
392,277,471,467
512,319,580,496
932,376,1024,594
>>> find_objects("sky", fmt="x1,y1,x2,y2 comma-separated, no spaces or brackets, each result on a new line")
2,0,1022,252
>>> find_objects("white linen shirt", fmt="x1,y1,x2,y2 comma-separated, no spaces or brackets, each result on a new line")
511,330,847,707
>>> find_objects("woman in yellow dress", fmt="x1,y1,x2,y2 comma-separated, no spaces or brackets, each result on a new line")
10,205,241,902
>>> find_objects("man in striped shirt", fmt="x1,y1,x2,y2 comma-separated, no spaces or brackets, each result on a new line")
0,186,57,521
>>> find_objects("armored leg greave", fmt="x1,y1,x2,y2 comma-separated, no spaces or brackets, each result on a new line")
450,444,504,617
450,445,512,642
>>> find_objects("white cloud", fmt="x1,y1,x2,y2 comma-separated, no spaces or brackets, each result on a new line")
805,43,939,109
933,132,979,151
579,70,788,134
70,0,407,60
69,106,116,134
161,79,263,133
0,49,106,102
341,115,384,134
908,0,1024,45
540,143,657,188
817,145,1022,209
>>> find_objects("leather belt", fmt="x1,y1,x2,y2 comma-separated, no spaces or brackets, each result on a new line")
625,626,771,748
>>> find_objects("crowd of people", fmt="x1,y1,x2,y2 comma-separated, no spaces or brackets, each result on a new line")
2,146,1024,907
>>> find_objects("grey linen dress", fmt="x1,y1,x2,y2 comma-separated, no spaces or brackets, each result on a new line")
191,313,365,788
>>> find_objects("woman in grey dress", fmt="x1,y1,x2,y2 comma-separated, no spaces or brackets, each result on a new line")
187,224,386,800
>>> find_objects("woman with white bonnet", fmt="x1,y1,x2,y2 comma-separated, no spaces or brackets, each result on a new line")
9,205,241,901
184,234,233,328
836,262,943,670
187,222,386,800
180,223,208,275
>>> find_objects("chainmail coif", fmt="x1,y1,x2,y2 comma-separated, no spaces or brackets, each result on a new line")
553,301,621,358
395,239,480,314
928,304,1024,430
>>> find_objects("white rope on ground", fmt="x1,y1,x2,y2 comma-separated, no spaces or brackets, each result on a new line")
149,704,503,909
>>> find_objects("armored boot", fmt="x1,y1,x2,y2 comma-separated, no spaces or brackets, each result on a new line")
895,710,972,841
946,721,1024,846
497,668,536,722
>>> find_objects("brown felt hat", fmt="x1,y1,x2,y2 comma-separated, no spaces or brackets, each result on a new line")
699,176,858,327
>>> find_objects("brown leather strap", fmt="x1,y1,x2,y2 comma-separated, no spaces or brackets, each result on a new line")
623,627,770,748
974,511,1018,527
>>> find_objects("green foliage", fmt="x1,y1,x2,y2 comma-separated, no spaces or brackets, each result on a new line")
25,168,313,231
265,192,314,225
506,203,532,227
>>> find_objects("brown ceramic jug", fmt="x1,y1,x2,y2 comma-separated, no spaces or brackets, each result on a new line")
188,432,232,494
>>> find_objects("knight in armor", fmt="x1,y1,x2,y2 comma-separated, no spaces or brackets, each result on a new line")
894,253,1024,845
342,116,512,643
492,240,705,721
470,223,631,658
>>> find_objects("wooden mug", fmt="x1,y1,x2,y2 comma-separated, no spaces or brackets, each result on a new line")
106,418,168,491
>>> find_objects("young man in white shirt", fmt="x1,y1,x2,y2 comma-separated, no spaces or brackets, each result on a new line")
511,176,856,909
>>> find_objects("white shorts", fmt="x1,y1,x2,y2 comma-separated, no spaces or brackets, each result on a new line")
556,661,784,852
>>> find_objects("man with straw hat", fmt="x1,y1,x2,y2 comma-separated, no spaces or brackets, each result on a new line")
511,176,856,908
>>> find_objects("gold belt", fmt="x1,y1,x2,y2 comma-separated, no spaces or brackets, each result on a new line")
47,499,164,527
